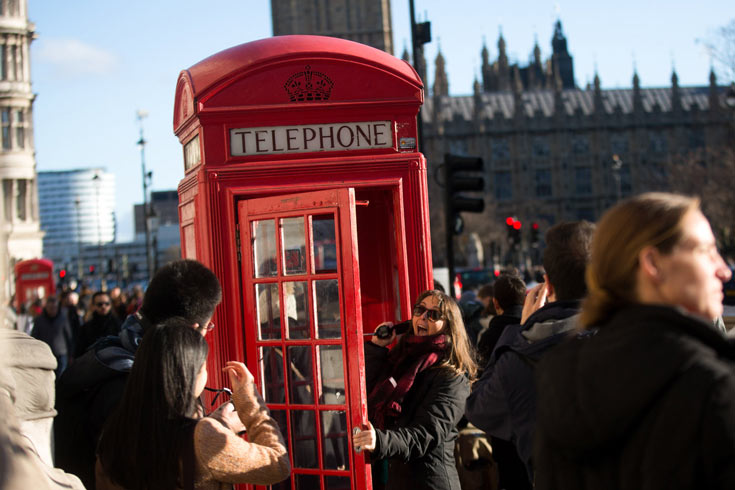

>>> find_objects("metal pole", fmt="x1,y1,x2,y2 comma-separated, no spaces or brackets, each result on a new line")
113,211,121,286
409,0,423,149
93,173,104,288
443,159,455,297
137,110,152,282
74,198,83,281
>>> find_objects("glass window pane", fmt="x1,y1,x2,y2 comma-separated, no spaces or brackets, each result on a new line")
295,474,320,490
315,279,341,339
257,283,281,340
285,281,310,339
290,410,318,469
270,476,291,490
270,409,288,437
281,217,307,275
260,347,285,403
253,219,277,277
325,476,351,490
321,411,349,470
287,346,314,405
318,346,345,405
312,215,337,273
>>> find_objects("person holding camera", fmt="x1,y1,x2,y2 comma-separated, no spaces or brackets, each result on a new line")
95,318,290,490
353,289,477,490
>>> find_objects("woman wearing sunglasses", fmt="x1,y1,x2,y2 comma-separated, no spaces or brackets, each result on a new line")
95,318,290,490
353,290,477,490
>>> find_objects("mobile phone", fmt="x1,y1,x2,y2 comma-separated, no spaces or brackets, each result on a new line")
374,319,411,339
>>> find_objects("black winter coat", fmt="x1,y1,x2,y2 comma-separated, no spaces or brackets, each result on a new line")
365,342,470,490
535,304,735,490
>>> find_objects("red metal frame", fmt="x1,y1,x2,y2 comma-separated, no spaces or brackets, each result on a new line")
173,35,433,490
239,188,367,489
14,258,55,310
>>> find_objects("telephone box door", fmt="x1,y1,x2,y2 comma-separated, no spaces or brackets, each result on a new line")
238,188,369,490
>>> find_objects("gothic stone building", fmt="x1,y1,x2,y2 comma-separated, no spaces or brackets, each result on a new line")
421,23,734,265
270,0,393,54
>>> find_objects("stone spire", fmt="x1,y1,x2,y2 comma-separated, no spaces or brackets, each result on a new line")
481,39,492,92
632,68,643,114
708,67,719,113
593,70,603,115
432,47,449,97
497,28,510,90
401,44,410,64
671,68,681,112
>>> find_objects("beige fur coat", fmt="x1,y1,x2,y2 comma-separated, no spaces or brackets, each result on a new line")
96,379,290,489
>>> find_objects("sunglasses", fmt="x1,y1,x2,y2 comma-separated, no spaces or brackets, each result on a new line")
95,301,111,307
412,304,443,322
203,386,232,407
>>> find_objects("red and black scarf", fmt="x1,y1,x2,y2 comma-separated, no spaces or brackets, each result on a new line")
368,333,448,430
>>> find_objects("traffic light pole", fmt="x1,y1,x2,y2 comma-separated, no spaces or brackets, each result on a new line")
443,154,485,297
443,160,456,297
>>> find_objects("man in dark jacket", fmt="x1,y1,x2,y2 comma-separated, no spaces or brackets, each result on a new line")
465,221,594,484
73,291,121,358
476,273,526,368
54,260,223,489
30,295,73,376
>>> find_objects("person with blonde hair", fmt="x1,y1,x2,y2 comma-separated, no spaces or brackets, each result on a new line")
535,192,735,490
353,289,477,490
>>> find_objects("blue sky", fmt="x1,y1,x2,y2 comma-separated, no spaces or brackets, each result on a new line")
29,1,734,242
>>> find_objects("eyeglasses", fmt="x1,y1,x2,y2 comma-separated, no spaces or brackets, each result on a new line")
95,301,111,307
412,304,443,322
203,386,232,407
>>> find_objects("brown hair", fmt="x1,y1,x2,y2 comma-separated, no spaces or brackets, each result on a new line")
580,192,700,328
543,221,595,301
398,289,478,380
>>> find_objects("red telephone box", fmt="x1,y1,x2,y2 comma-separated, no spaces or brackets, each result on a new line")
14,258,56,310
173,35,432,490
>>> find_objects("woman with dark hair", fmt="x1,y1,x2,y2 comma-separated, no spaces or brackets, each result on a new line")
96,319,290,490
535,193,735,490
352,290,477,490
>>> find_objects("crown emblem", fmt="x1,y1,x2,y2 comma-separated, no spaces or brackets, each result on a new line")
284,65,334,102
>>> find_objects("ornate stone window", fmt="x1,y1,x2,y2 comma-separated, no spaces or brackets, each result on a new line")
535,169,552,197
494,171,512,200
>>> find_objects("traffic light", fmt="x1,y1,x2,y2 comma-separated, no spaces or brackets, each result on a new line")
59,269,66,280
531,222,540,245
443,154,485,236
506,216,522,246
89,264,95,274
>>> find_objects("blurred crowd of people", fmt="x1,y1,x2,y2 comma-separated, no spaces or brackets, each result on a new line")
2,192,735,490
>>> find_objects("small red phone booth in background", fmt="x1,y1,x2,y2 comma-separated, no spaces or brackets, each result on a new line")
173,35,431,490
14,258,55,310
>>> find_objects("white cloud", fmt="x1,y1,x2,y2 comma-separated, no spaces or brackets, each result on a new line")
35,38,119,77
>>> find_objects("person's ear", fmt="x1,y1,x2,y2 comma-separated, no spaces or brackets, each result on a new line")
543,274,556,302
638,246,663,283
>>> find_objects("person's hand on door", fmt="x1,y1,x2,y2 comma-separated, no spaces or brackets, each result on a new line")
353,421,377,453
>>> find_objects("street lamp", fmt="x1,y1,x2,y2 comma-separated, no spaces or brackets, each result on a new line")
137,109,152,282
92,173,104,288
74,197,83,280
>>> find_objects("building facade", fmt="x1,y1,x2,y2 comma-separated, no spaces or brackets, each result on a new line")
271,0,394,54
0,0,43,297
38,168,115,273
422,23,735,266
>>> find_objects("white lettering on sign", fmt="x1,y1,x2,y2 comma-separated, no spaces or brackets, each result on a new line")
230,121,393,156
